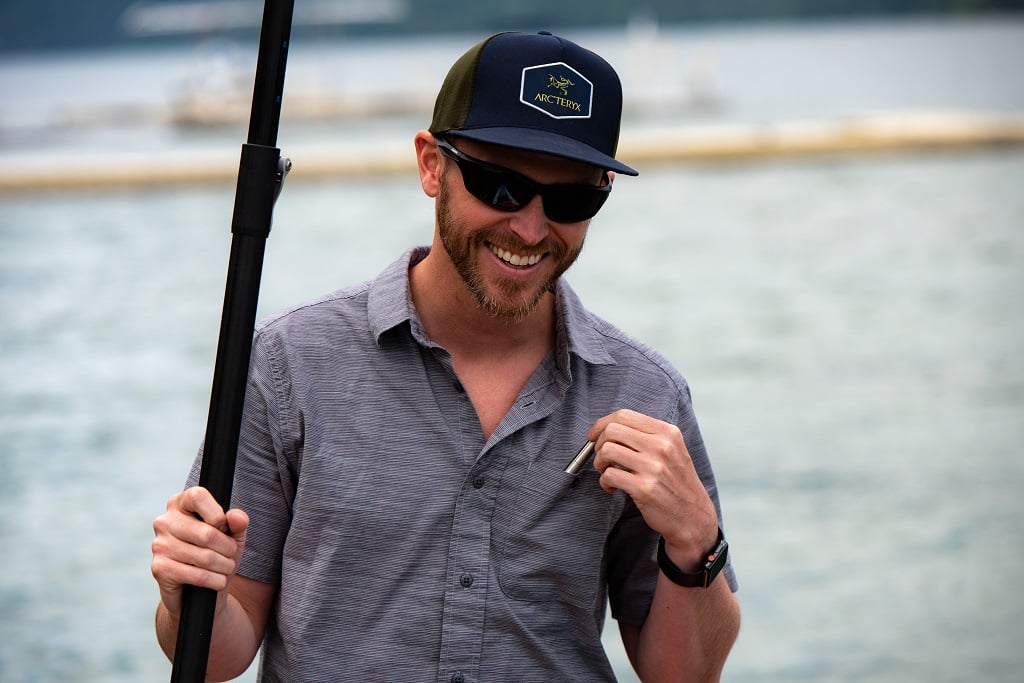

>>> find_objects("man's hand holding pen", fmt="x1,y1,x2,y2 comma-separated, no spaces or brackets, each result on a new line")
586,409,720,573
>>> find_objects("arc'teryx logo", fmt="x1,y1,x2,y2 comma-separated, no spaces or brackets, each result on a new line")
520,62,593,120
548,74,574,97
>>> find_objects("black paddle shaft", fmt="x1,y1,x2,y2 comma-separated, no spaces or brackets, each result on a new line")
170,2,294,681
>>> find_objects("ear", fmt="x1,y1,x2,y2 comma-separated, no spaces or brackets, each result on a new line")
414,131,443,198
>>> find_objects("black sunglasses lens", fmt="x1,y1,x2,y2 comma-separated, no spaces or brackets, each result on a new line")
460,164,536,212
543,188,609,223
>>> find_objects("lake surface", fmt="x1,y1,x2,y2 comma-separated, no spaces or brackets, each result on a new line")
1,16,1022,682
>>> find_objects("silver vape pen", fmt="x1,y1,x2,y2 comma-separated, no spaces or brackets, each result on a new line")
564,441,596,475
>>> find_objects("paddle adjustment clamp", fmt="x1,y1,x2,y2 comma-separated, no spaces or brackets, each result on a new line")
275,155,292,201
230,143,292,239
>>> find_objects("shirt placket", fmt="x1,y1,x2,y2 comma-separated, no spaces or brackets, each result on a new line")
424,350,494,683
428,348,562,683
435,449,508,683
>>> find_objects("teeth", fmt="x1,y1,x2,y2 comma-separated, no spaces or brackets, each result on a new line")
490,245,541,267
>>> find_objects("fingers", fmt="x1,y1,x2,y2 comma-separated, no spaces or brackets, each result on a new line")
179,486,230,533
594,439,667,497
163,488,241,554
590,409,689,476
151,487,248,614
589,408,683,450
587,410,720,560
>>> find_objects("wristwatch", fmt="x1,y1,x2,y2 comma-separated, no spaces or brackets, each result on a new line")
657,528,729,588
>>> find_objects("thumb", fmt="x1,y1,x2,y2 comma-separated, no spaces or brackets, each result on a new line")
225,508,250,555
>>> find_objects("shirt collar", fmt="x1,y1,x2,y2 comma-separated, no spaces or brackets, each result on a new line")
367,246,430,345
552,278,616,368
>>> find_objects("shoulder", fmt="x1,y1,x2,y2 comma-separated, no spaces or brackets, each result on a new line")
559,280,691,402
252,281,373,355
586,310,692,400
258,278,372,334
255,248,422,349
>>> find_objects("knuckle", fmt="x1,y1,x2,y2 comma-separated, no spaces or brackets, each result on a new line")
182,486,211,511
150,555,168,578
167,489,189,510
195,523,220,548
615,408,637,420
649,459,666,479
606,422,628,442
637,475,658,499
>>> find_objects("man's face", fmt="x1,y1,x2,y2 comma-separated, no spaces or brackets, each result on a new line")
435,140,602,323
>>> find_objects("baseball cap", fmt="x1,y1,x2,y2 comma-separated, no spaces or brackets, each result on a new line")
429,31,638,176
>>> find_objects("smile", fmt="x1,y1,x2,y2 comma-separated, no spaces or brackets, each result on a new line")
488,243,543,267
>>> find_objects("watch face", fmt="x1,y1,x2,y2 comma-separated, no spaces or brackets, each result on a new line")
705,537,729,584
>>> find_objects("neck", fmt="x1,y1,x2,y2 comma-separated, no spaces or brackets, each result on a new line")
409,246,556,359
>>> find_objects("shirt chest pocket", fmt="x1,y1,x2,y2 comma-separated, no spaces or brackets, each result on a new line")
494,462,618,608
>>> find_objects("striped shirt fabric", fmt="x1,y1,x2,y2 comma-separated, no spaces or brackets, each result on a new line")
188,247,736,682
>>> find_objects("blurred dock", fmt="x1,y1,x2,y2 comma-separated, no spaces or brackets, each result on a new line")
2,111,1023,193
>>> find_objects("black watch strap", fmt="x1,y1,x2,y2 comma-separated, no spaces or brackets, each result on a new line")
657,528,729,588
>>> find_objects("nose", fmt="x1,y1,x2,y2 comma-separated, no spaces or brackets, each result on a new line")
507,195,549,246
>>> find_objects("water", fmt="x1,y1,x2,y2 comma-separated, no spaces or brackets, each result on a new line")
1,16,1023,683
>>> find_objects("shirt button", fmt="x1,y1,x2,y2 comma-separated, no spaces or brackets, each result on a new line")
459,573,474,588
451,672,465,683
472,476,485,489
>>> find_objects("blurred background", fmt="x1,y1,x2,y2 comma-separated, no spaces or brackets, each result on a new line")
1,1,1023,681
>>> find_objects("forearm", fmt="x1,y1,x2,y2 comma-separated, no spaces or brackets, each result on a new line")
634,575,740,683
156,592,264,682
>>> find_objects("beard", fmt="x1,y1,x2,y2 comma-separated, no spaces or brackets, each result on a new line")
437,172,584,323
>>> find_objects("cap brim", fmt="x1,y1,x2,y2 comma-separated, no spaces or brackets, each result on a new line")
448,127,638,176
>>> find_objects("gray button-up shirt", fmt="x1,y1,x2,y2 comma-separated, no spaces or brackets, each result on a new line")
192,247,736,682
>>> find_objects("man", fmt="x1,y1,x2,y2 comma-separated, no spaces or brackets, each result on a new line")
152,31,740,682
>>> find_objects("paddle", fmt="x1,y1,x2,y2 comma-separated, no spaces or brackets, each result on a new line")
169,1,294,681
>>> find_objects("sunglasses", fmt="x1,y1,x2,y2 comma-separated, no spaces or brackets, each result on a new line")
436,138,612,223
